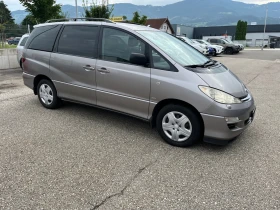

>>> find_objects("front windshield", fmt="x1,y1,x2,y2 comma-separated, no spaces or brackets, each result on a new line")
192,40,201,45
180,37,194,44
222,39,232,43
138,31,209,66
201,40,211,45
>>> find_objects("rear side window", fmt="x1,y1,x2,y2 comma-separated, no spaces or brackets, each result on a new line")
210,39,217,43
216,39,222,44
27,25,61,52
20,37,28,46
57,25,99,58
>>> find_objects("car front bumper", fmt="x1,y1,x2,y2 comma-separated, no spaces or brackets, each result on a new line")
216,48,224,54
201,99,256,141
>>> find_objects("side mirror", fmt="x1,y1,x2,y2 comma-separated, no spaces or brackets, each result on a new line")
130,53,147,66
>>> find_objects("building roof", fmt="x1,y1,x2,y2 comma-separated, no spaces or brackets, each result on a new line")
145,18,175,34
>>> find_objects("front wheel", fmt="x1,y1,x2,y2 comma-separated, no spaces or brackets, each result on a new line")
156,105,204,147
213,49,217,56
37,79,60,109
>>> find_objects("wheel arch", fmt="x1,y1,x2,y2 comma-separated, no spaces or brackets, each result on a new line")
151,99,204,129
33,75,53,95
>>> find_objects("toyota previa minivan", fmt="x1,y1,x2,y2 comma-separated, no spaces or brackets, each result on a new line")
22,18,256,147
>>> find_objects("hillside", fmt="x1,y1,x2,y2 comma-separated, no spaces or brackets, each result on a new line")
12,0,280,26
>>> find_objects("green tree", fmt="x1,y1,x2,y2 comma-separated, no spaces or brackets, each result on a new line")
131,11,147,25
241,21,247,40
83,0,113,19
19,0,63,23
0,1,14,24
0,1,15,47
21,14,37,25
235,20,247,40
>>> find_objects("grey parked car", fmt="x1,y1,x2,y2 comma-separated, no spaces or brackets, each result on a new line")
208,38,240,54
22,18,256,147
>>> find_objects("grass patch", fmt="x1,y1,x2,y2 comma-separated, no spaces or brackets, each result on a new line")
0,44,17,49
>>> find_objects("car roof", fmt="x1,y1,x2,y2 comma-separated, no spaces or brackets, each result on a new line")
34,21,158,32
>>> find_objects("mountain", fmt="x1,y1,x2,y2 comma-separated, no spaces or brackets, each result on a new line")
11,0,280,26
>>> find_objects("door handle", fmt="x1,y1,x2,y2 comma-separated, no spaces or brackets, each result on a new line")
83,65,95,71
97,67,110,73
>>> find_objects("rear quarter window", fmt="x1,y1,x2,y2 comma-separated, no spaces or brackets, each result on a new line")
26,25,62,52
19,37,28,46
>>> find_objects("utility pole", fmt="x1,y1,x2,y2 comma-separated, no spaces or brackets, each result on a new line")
261,7,268,50
75,0,78,18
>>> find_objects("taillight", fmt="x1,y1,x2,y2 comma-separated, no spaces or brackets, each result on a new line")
22,57,26,63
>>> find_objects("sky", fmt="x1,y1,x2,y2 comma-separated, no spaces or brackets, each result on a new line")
5,0,280,11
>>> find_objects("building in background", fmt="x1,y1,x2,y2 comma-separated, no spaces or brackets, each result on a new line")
145,18,174,34
171,24,194,38
193,24,280,48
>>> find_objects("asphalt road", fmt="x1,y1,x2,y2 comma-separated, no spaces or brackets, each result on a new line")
221,48,280,61
0,53,280,209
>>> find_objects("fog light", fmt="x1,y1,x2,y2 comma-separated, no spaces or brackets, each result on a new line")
225,117,240,124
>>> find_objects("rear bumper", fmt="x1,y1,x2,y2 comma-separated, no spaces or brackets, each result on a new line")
201,104,256,141
22,72,34,90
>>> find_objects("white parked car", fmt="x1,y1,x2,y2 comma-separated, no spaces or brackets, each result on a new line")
17,34,29,69
192,39,208,49
195,39,224,56
177,36,209,55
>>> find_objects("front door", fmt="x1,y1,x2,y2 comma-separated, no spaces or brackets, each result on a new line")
96,27,151,119
50,25,100,105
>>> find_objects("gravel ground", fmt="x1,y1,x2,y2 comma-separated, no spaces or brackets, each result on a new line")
0,53,280,209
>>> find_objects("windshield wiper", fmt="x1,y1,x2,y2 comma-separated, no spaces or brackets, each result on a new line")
185,60,216,68
203,60,216,67
184,64,205,68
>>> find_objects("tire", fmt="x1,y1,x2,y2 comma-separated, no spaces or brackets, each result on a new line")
156,104,204,147
213,49,217,56
37,79,60,109
225,47,233,54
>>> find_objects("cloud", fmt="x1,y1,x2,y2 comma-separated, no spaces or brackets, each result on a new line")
6,0,280,11
233,0,280,4
6,0,183,11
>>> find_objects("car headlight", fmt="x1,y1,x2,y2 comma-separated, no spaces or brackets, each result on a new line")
199,86,242,104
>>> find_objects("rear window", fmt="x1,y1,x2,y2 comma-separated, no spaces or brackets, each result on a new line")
19,37,28,46
27,25,61,52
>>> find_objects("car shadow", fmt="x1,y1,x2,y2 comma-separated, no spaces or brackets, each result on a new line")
36,100,238,151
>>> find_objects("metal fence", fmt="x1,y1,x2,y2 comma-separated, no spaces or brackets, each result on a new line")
0,25,34,48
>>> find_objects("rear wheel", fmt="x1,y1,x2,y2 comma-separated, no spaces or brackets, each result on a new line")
37,79,60,109
156,104,204,147
225,47,233,54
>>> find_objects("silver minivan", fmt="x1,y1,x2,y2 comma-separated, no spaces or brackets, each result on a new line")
22,19,256,147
